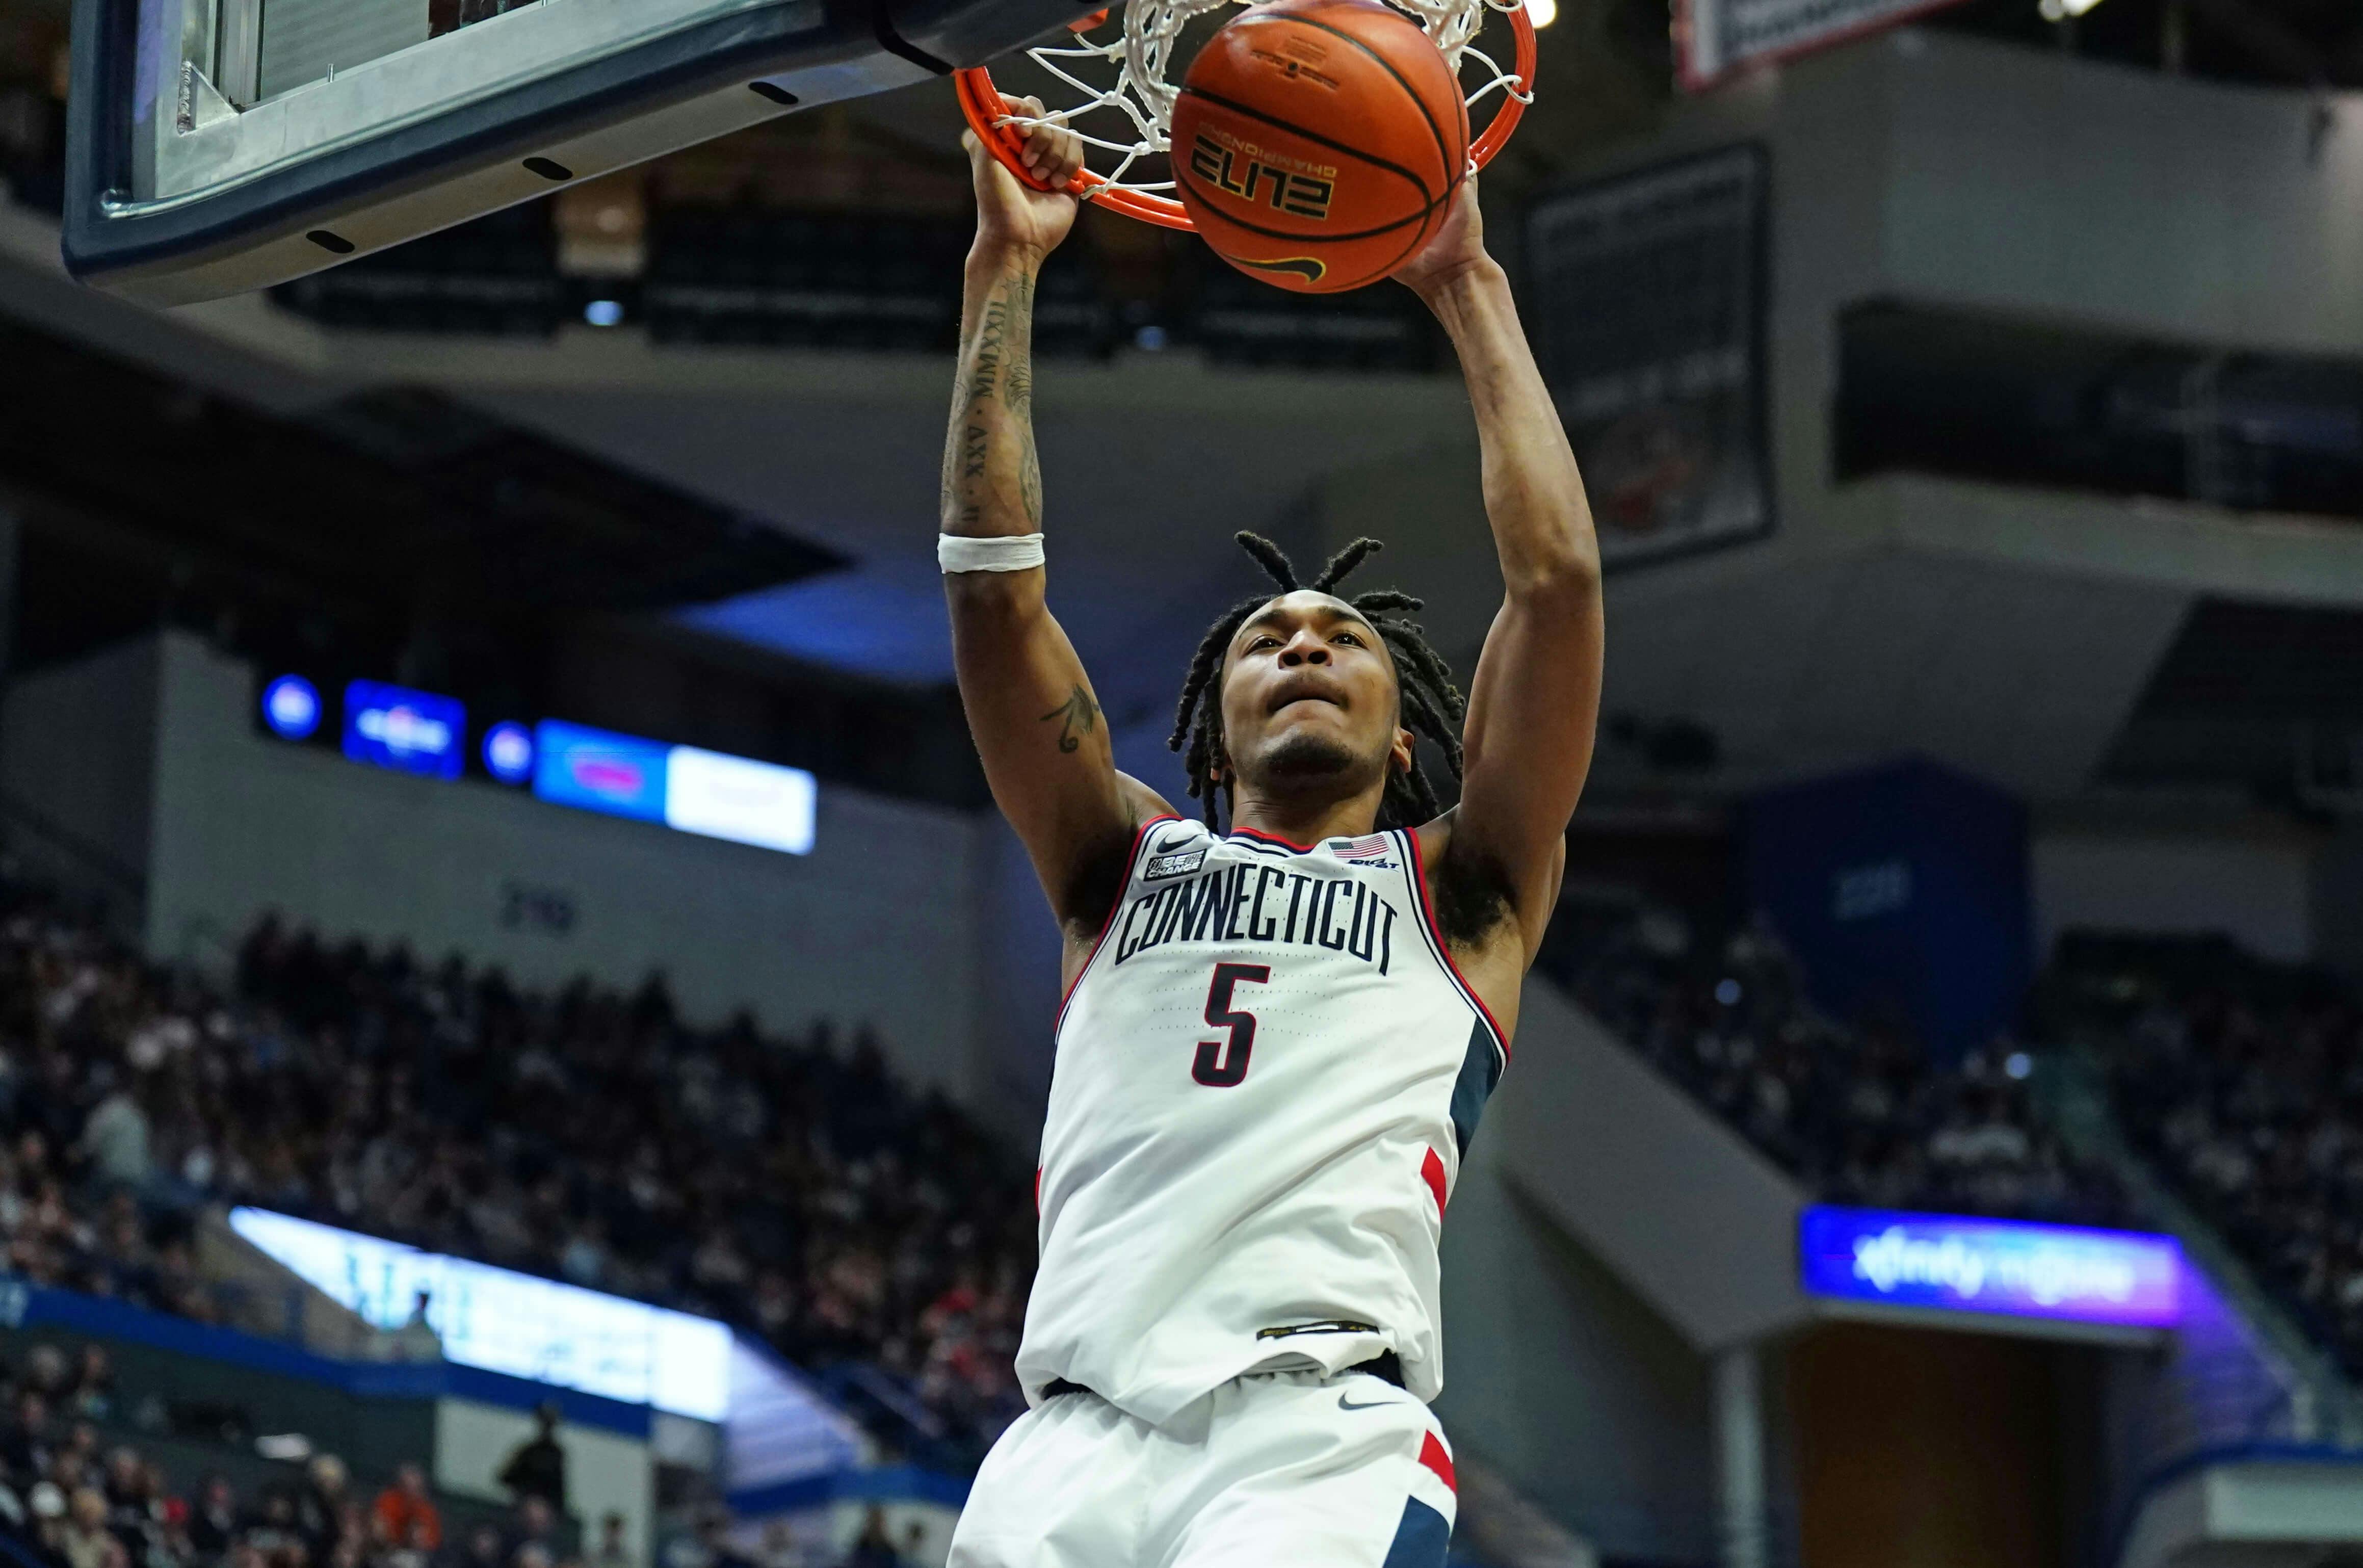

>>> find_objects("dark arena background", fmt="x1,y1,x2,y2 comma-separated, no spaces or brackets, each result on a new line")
3,0,2363,1563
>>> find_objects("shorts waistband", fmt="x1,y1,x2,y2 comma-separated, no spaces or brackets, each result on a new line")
1039,1350,1403,1404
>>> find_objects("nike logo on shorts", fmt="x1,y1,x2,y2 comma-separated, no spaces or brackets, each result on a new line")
1337,1391,1397,1411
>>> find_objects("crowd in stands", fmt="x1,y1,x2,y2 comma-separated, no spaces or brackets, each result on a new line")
50,835,2343,1497
0,877,1033,1465
0,1331,465,1568
2037,934,2363,1378
1541,896,2131,1229
0,1330,923,1568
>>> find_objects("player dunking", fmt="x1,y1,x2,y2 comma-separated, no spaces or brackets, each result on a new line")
938,105,1603,1568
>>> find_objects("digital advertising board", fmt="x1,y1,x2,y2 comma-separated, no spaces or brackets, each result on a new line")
1798,1206,2183,1330
230,1207,733,1420
343,681,465,780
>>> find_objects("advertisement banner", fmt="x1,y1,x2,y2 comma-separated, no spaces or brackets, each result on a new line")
1800,1206,2184,1328
1676,0,1975,90
1525,145,1773,570
533,719,671,823
230,1207,733,1420
343,681,465,780
665,745,817,856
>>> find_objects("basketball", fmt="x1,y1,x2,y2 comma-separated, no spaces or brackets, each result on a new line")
1171,0,1470,294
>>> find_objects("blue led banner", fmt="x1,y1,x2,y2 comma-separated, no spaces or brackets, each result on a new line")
533,722,816,854
343,681,465,779
261,678,816,857
1799,1206,2183,1328
534,720,671,823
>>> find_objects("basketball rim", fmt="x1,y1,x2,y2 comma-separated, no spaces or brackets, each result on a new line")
955,0,1537,232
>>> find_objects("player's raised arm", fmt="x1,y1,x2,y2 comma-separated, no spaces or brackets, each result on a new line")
1395,180,1604,959
942,107,1173,940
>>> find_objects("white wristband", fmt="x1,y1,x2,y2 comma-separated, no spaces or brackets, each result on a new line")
938,532,1046,573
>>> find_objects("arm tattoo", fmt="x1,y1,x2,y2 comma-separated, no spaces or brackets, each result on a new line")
1040,684,1099,753
941,270,1044,535
1006,339,1034,419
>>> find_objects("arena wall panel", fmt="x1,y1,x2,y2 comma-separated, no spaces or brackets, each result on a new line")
1875,41,2363,357
1743,757,2031,1062
2032,826,2318,967
0,632,157,914
434,1398,653,1561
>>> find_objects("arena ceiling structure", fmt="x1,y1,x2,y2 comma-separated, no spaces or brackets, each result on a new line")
5,0,2362,816
0,320,843,637
6,181,2359,818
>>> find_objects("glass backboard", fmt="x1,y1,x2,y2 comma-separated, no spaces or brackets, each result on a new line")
65,0,1094,304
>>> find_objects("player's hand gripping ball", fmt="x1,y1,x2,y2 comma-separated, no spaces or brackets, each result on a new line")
1171,0,1469,294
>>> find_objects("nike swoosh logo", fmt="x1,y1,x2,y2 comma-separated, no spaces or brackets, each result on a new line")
1338,1392,1397,1412
1153,831,1194,853
1238,256,1326,283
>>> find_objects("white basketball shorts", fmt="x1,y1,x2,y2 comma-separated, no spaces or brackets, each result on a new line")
947,1367,1458,1568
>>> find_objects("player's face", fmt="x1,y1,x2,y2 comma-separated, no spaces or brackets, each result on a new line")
1217,592,1413,806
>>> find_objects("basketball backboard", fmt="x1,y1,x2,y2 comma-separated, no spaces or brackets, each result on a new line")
64,0,1094,305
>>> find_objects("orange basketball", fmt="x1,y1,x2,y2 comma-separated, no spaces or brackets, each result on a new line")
1171,0,1468,295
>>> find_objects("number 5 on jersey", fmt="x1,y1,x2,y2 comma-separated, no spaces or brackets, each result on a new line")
1193,962,1271,1087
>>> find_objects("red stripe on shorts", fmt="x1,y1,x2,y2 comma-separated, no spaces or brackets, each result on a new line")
1419,1432,1456,1494
1420,1148,1448,1216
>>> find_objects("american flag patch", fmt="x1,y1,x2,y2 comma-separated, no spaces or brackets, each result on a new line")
1335,834,1399,869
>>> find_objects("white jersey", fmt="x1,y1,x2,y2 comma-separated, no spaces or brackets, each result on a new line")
1016,815,1509,1427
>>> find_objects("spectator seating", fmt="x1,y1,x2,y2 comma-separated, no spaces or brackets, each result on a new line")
0,1332,508,1568
0,1324,913,1568
1538,895,2132,1229
0,879,1031,1472
2035,933,2363,1379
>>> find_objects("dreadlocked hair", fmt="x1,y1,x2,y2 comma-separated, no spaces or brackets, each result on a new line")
1167,532,1466,832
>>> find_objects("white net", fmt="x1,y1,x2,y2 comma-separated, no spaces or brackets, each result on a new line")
1000,0,1533,197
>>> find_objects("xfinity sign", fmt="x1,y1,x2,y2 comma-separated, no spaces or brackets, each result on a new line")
1799,1206,2182,1329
